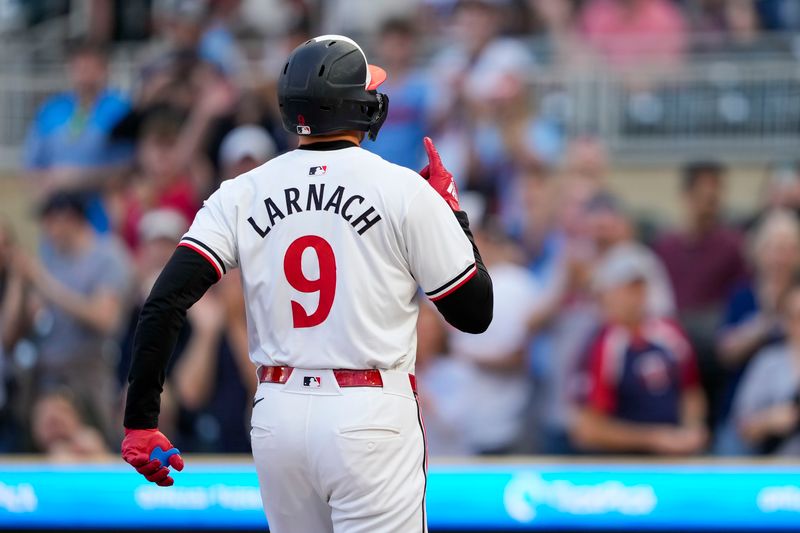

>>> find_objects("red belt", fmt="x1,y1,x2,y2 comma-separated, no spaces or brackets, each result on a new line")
257,366,417,393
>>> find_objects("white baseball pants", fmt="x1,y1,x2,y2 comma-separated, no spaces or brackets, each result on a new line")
250,369,427,533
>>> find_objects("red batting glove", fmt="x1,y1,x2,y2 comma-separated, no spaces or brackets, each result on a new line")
121,428,184,487
419,136,461,211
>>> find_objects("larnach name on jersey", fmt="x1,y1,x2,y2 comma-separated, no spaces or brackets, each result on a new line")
247,183,383,238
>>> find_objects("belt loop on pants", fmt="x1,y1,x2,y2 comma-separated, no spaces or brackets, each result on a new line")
257,366,417,394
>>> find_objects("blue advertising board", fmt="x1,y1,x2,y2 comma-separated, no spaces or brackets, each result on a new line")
1,460,800,530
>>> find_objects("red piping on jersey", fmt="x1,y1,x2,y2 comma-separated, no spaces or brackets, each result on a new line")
429,266,477,302
178,242,222,280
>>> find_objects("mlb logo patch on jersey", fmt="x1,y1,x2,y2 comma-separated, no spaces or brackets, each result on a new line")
297,125,312,135
303,376,322,388
309,165,328,176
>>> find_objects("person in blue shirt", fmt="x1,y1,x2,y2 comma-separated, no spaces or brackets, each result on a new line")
22,40,133,232
363,18,430,170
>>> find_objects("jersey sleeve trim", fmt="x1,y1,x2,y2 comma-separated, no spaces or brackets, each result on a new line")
426,263,477,301
178,240,223,280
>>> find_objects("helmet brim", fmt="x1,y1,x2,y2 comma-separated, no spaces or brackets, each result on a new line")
367,65,387,90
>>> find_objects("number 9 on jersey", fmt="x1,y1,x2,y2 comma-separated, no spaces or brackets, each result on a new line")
283,235,337,328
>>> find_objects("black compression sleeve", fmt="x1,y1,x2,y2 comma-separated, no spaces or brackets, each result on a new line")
432,210,493,334
124,246,219,429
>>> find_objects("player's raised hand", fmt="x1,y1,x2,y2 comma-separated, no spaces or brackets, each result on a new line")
419,136,460,211
121,428,184,486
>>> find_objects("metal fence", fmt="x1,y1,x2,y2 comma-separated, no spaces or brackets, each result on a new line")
0,44,798,170
529,59,800,163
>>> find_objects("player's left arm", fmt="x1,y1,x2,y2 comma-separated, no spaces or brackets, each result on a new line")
428,209,493,333
411,137,493,334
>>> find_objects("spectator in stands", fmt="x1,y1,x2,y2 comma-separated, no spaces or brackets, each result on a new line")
260,15,312,87
6,192,131,443
655,162,747,423
534,270,599,454
0,218,18,357
585,192,676,317
200,0,246,76
684,0,729,39
321,0,418,37
561,136,611,195
446,215,542,454
242,0,311,39
85,0,155,43
717,210,800,371
22,39,133,232
427,0,534,182
117,110,203,250
753,162,800,228
569,245,707,455
31,390,110,461
121,9,240,180
521,184,676,453
757,0,800,31
715,209,800,453
525,176,602,453
468,71,565,211
511,165,562,282
363,18,430,170
656,162,746,320
150,0,207,58
218,124,277,181
0,219,21,451
732,278,800,455
527,0,595,71
719,0,787,57
580,0,688,77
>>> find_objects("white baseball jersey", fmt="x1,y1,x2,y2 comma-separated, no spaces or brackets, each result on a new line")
180,144,475,372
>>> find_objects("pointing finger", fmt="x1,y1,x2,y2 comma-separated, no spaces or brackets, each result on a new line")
422,137,444,173
423,137,437,160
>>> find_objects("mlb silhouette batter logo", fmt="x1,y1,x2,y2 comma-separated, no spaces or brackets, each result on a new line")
303,376,322,388
296,114,311,135
309,166,328,176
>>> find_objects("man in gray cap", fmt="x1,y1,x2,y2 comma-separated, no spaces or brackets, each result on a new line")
569,244,708,456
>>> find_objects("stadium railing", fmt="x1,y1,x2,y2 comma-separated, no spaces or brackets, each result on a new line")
0,34,798,170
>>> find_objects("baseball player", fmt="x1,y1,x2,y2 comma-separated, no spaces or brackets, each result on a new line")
121,35,493,532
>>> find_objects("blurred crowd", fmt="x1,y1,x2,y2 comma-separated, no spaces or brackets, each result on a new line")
1,0,800,460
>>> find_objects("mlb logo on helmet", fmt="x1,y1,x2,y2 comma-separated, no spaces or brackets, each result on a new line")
303,376,322,388
296,114,311,135
309,166,327,176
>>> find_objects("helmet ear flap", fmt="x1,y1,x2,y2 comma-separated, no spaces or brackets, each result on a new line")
367,93,390,141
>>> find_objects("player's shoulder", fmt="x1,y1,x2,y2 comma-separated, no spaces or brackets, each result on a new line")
356,148,421,177
354,147,429,193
